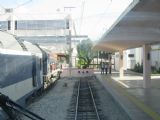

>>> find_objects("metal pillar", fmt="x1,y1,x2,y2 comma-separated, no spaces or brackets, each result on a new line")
68,30,72,77
119,50,124,78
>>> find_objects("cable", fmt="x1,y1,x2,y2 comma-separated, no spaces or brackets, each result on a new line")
0,93,45,120
14,0,33,9
89,0,112,36
79,0,85,35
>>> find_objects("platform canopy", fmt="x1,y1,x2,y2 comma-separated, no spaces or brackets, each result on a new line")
94,0,160,52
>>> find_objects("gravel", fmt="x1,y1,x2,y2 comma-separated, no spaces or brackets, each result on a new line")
21,76,131,120
21,78,78,120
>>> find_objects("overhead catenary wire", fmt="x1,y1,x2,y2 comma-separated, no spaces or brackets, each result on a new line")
0,0,113,40
0,0,34,34
79,0,85,35
14,0,33,9
89,0,112,39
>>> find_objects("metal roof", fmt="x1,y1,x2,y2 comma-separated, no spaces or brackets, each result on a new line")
23,41,42,54
0,31,23,51
94,0,160,52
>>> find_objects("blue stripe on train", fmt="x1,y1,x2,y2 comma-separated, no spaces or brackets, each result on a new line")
0,54,33,88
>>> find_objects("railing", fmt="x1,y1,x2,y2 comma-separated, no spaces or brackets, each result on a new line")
0,93,45,120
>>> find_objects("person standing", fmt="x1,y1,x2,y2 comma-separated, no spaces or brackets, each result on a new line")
100,62,104,74
105,62,108,74
109,63,112,74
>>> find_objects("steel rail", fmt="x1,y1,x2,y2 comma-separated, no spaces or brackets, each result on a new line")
74,78,100,120
74,78,80,120
88,81,101,120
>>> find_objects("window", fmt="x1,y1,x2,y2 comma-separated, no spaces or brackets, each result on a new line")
128,54,134,58
0,21,8,30
8,20,11,30
17,20,66,30
15,20,17,30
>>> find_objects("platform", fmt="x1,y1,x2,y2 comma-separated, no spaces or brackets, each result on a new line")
95,71,160,120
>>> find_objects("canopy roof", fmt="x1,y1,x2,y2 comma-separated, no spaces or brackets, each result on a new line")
94,0,160,52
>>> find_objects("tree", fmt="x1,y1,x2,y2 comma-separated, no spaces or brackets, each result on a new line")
77,39,96,68
64,48,73,64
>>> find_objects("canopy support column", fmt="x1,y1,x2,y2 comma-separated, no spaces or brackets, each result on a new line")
119,50,124,78
143,44,151,88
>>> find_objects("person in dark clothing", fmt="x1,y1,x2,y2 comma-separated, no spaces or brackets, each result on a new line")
109,63,112,74
100,62,105,74
105,62,108,74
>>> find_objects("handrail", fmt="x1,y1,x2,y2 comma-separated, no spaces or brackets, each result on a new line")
0,93,45,120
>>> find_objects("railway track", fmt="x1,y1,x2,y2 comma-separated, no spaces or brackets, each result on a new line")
67,77,103,120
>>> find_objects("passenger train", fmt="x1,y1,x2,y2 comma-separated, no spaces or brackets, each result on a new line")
0,31,59,108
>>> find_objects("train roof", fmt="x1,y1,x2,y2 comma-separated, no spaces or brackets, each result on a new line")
38,46,51,54
23,41,42,56
0,31,23,51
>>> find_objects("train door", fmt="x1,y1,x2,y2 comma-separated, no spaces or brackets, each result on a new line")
36,57,41,87
32,55,37,87
32,55,42,88
39,58,43,85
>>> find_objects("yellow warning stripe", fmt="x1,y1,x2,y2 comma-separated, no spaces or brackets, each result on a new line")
104,76,160,120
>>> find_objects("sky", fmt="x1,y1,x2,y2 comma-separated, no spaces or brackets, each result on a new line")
0,0,133,40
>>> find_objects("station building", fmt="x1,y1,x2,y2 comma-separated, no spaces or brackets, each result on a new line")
0,10,86,67
0,11,70,46
113,46,160,71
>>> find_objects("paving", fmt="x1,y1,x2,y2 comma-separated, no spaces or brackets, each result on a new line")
95,70,160,120
91,76,131,120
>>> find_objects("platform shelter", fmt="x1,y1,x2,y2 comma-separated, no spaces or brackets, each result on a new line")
94,0,160,88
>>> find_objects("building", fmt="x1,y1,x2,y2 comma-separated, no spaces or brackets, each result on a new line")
0,9,87,67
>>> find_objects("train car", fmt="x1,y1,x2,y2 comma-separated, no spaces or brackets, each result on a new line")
0,31,61,119
37,46,54,88
0,32,38,106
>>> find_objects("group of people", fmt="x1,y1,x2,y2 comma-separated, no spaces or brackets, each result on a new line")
100,62,111,74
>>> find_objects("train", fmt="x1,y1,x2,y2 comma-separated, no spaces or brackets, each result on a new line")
0,31,60,109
